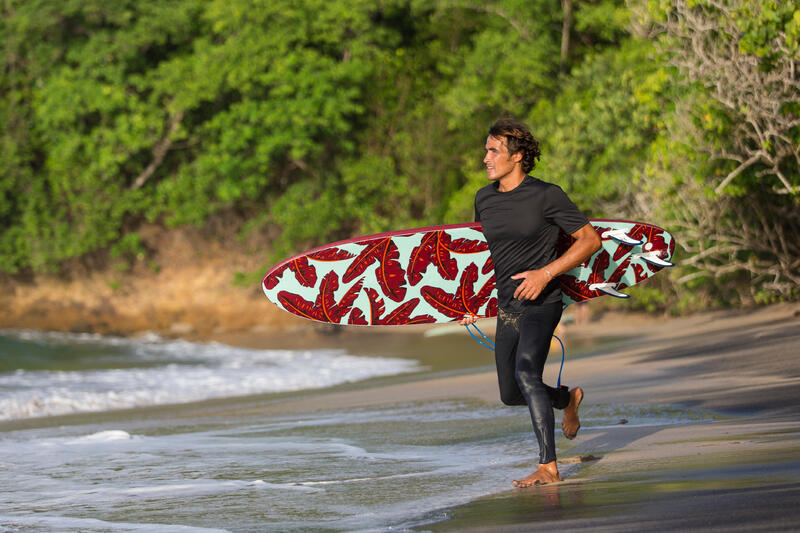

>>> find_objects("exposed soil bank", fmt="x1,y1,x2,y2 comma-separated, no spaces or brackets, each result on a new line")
0,225,301,338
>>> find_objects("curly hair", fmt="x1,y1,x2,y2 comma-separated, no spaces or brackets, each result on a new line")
488,118,541,174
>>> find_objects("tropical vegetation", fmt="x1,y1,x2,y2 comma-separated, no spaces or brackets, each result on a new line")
1,0,797,310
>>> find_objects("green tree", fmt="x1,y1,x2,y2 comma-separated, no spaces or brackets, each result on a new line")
634,0,800,304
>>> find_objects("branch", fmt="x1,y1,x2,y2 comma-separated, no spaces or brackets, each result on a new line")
713,151,766,194
131,110,185,190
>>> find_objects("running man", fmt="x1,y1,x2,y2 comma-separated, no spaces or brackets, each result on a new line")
461,118,601,487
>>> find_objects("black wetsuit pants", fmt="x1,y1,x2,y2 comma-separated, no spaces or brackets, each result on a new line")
494,301,569,464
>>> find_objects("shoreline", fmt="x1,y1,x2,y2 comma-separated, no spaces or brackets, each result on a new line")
219,301,800,532
1,302,799,531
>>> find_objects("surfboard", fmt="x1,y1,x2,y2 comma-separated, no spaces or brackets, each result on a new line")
262,220,675,326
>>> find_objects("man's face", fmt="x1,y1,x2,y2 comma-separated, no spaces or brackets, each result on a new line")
483,135,520,182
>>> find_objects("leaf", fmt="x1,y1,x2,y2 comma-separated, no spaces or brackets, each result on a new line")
343,237,407,302
632,263,648,283
561,250,611,301
315,271,364,323
482,256,494,276
587,250,611,286
407,232,439,285
364,287,386,324
408,230,488,286
308,247,355,262
277,291,324,322
363,287,434,325
264,256,317,289
486,297,498,317
560,275,593,302
348,308,368,325
607,254,632,287
383,298,434,325
447,235,489,254
421,263,495,319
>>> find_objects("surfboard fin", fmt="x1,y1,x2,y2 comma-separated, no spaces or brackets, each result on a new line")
601,229,644,246
589,282,629,298
634,251,674,268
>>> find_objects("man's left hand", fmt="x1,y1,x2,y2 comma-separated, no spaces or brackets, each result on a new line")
511,269,552,301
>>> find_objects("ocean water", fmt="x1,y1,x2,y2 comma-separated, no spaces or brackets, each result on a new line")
0,330,420,421
0,330,711,532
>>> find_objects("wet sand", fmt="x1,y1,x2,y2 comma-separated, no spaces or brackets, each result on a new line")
226,302,800,532
421,303,800,532
4,302,798,531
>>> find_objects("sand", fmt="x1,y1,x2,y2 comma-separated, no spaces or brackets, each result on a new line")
3,300,799,531
219,302,800,532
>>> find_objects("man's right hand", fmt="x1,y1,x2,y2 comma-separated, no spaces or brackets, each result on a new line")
459,314,479,326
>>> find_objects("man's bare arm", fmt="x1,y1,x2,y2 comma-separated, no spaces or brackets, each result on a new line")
511,223,601,301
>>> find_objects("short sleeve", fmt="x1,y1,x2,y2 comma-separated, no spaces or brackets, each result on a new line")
543,185,590,235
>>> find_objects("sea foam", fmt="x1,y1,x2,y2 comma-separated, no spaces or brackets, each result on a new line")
0,332,419,421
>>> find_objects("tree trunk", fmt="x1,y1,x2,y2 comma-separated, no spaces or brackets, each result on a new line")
560,0,573,73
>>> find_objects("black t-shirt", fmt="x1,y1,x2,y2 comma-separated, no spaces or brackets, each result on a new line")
474,176,590,311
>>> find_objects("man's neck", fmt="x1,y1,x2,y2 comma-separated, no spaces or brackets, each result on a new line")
497,170,527,192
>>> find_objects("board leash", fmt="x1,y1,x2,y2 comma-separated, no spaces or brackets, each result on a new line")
464,304,569,388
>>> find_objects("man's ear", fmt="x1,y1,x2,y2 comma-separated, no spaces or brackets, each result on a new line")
510,151,523,164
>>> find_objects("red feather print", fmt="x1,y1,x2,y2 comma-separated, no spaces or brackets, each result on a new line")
639,226,670,273
421,264,495,319
607,254,632,287
407,232,440,285
308,247,355,262
561,251,611,302
447,235,489,254
363,288,434,325
343,238,407,302
364,287,386,324
315,272,364,323
277,291,324,322
486,297,498,317
587,250,610,286
348,308,368,325
482,256,494,276
408,231,488,286
264,257,317,289
560,275,593,302
632,263,647,283
264,271,281,290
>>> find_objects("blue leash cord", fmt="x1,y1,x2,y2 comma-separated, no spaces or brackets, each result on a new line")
465,303,570,388
465,322,496,351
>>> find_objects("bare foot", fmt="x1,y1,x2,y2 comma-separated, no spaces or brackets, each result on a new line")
561,387,583,440
512,461,562,488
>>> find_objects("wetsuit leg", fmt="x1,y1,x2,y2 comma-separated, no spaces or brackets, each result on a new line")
494,309,526,406
514,301,564,464
495,307,571,409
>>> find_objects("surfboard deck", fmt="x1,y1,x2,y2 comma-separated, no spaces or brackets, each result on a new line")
262,220,675,325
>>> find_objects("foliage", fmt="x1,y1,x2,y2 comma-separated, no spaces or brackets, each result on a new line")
632,0,800,304
1,0,797,308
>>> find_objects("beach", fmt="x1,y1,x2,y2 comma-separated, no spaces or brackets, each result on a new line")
1,302,799,531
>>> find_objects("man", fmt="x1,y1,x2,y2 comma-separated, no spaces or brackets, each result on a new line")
461,118,601,487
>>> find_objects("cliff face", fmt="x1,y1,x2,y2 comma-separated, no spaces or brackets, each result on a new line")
0,225,301,338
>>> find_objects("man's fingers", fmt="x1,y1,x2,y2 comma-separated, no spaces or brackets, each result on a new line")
515,284,541,301
460,314,478,325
